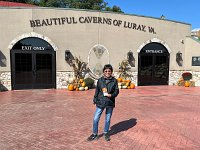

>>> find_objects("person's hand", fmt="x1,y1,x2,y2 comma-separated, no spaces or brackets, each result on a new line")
106,94,112,98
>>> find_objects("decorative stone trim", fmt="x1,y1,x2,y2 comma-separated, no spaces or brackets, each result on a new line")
88,44,110,80
191,71,200,86
2,70,199,90
8,32,58,51
169,70,200,86
137,38,171,53
0,71,11,90
56,71,74,89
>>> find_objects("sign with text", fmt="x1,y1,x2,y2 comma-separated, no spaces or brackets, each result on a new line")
22,46,46,50
192,56,200,66
29,16,156,34
145,50,163,53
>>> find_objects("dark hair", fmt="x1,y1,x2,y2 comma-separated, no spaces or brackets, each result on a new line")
103,64,113,72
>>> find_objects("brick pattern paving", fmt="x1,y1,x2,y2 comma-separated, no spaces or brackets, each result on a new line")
0,86,200,150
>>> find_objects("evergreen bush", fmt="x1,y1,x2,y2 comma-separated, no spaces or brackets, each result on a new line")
84,78,94,89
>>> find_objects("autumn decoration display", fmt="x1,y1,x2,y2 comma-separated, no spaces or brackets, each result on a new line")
117,77,135,89
66,55,95,91
67,78,94,91
118,59,132,79
117,59,135,89
177,72,195,87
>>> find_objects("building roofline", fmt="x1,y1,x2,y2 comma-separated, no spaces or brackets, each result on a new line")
187,36,200,44
0,6,191,26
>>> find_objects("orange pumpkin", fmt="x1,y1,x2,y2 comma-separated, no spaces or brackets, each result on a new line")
130,83,135,89
184,81,190,87
128,86,131,89
117,78,122,82
73,86,77,90
68,84,74,91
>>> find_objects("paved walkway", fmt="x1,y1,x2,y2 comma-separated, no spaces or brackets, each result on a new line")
0,86,200,150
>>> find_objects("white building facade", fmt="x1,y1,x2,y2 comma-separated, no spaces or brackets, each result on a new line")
0,7,200,90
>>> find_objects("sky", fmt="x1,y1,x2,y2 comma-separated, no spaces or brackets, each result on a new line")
107,0,199,30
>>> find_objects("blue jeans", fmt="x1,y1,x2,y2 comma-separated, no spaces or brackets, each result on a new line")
93,106,113,135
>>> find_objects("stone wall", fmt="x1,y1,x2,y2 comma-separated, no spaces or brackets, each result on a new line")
0,71,11,90
56,71,138,89
169,70,200,86
56,71,74,89
1,71,200,90
192,72,200,86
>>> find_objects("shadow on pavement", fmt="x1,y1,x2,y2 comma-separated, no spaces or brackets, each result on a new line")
109,118,137,136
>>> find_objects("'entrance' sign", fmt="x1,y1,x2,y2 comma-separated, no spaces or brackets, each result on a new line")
145,50,163,53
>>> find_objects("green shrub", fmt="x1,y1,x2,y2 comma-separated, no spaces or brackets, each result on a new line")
84,78,94,89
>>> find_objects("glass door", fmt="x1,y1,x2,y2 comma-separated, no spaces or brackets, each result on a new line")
138,55,153,86
138,54,169,86
35,53,55,89
13,52,34,89
153,55,169,85
138,42,170,86
11,51,56,90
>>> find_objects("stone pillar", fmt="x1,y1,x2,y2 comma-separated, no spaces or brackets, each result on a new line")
169,70,200,86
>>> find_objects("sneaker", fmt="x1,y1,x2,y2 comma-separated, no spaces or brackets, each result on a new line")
87,134,98,141
104,133,110,141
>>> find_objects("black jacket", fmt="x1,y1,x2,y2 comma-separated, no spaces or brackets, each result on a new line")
93,76,119,108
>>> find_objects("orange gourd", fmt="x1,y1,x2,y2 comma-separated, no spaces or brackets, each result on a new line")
130,83,135,89
117,78,122,82
184,81,190,87
68,84,74,91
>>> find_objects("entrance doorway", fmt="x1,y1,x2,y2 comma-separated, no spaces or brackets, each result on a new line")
11,37,56,90
138,42,169,86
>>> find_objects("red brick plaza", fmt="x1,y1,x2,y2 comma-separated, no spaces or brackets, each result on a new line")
0,86,200,150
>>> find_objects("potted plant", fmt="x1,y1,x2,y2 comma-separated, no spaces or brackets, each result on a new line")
182,72,192,81
182,72,192,87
